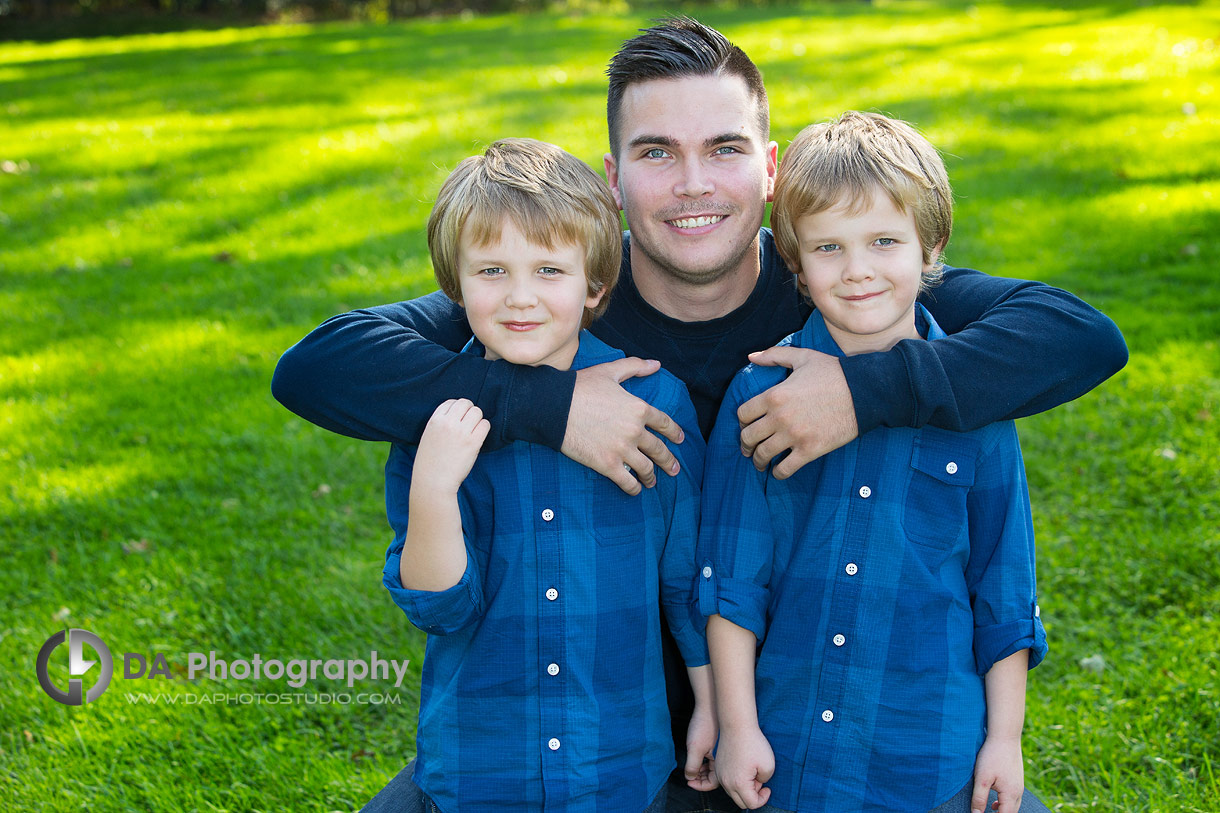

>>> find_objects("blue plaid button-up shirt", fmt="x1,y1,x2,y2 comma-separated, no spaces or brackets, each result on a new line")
383,331,707,813
698,307,1048,813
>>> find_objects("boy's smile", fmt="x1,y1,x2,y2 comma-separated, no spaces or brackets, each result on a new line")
794,189,936,356
457,219,603,371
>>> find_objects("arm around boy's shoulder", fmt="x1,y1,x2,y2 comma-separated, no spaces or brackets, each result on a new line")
271,292,576,451
854,263,1128,435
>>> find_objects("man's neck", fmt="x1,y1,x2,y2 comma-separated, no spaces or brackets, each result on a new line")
630,243,761,323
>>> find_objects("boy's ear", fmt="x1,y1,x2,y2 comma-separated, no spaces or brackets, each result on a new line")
585,284,606,310
927,238,948,269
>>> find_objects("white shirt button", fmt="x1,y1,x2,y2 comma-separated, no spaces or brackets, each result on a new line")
833,634,846,647
545,588,558,601
858,485,872,499
702,566,713,579
547,737,561,751
946,461,958,475
845,562,858,576
547,663,560,676
821,710,834,723
541,508,554,522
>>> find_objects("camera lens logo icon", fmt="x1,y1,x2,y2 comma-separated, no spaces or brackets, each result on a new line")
36,629,113,706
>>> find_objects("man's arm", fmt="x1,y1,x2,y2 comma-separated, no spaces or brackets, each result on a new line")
272,293,682,490
854,267,1128,431
740,268,1127,476
272,291,569,449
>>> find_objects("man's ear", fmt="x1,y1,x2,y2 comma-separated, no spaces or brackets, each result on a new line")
603,154,624,210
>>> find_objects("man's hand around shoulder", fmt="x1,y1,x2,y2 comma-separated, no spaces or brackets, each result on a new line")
562,357,684,496
737,347,859,478
416,399,491,493
714,724,774,810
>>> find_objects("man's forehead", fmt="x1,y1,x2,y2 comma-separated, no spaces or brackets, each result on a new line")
616,74,767,145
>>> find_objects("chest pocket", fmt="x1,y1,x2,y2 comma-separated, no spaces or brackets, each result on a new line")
584,468,648,546
903,432,977,549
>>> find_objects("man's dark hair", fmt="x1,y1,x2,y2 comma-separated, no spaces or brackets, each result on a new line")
606,16,769,158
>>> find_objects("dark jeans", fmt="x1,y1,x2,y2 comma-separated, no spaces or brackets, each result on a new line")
747,776,1053,813
358,760,671,813
663,767,739,812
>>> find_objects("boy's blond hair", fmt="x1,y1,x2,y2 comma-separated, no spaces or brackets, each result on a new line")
771,111,953,294
427,138,622,329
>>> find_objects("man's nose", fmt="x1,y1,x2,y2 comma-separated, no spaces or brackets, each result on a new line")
674,157,714,198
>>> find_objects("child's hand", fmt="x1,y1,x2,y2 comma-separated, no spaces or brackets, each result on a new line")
684,700,719,791
416,399,490,493
714,725,774,810
971,735,1024,813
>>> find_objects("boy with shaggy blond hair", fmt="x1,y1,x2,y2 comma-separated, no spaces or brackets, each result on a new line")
700,113,1050,813
378,138,714,813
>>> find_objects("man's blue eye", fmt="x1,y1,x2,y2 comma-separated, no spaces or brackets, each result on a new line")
646,148,668,159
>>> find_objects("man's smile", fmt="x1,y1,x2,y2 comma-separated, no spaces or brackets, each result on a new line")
667,214,728,229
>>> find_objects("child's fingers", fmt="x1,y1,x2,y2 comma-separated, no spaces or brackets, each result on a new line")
736,782,764,810
970,778,992,813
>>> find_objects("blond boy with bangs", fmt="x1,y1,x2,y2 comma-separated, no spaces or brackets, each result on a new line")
374,138,715,813
699,113,1050,813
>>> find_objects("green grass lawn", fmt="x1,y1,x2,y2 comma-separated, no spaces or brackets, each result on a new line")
2,1,1217,809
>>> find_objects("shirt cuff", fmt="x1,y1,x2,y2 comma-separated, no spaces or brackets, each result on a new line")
664,601,710,668
974,615,1048,675
383,554,482,635
698,564,769,642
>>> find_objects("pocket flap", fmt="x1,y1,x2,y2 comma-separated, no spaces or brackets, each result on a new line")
911,433,978,487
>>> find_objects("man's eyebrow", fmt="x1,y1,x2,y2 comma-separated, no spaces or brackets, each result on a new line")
626,135,678,150
626,132,753,151
706,132,751,147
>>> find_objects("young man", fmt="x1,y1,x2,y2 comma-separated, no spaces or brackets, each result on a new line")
273,18,1126,813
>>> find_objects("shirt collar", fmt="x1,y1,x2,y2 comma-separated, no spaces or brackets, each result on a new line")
459,329,625,372
796,303,944,357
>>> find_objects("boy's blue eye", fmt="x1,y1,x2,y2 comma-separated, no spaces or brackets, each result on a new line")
538,267,561,276
480,267,505,276
816,243,840,253
875,237,896,246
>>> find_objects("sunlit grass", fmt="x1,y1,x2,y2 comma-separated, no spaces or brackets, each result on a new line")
2,2,1218,810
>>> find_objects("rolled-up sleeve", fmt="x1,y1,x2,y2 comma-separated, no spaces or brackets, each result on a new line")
658,383,710,667
696,370,781,642
383,546,483,635
966,421,1049,674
